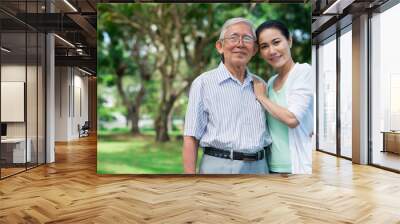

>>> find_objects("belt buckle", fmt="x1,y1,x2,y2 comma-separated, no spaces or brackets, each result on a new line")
242,152,257,161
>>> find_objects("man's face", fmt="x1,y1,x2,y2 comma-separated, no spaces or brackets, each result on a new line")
216,22,257,67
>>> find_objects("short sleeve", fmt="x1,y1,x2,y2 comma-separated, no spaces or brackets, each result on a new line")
183,78,207,140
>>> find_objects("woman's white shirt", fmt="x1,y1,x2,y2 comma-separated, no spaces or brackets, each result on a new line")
267,63,314,174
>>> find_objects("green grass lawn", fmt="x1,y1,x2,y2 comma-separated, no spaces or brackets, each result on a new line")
97,133,202,174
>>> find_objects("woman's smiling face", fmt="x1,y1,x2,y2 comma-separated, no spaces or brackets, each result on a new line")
258,28,292,70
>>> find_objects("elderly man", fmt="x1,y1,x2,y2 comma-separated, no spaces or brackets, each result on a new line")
183,17,272,174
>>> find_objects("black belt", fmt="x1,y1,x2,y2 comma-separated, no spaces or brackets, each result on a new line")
203,147,265,161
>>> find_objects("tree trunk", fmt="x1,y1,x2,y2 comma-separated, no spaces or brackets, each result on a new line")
130,85,146,135
126,111,130,127
167,106,174,133
155,98,175,142
130,107,140,135
114,63,149,136
155,113,169,142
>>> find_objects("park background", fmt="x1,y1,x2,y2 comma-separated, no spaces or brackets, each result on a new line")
97,3,311,174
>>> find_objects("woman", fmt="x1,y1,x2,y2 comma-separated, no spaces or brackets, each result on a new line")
253,20,314,174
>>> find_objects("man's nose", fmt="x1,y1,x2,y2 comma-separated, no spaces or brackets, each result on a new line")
237,38,245,47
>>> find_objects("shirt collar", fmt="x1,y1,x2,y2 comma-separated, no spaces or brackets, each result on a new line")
216,62,254,86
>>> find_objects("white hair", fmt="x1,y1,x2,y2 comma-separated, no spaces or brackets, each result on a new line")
219,17,256,40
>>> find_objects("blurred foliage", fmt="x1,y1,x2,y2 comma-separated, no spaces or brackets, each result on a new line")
98,3,311,136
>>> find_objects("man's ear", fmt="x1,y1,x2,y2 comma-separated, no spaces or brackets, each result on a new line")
215,40,224,54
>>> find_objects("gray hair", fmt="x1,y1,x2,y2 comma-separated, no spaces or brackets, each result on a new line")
219,17,256,40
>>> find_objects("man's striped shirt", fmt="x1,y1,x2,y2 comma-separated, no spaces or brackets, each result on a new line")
184,62,272,153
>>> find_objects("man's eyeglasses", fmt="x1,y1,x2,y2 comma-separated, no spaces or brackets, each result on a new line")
221,34,255,45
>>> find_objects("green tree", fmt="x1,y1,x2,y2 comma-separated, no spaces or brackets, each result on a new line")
108,4,225,142
98,3,311,141
98,4,155,135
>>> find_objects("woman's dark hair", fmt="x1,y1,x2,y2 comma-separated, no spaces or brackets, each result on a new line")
255,20,290,43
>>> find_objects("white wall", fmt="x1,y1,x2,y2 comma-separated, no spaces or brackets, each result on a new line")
1,63,46,164
55,66,89,141
1,65,26,81
73,73,89,137
1,65,26,139
1,65,40,137
1,82,25,122
55,66,69,141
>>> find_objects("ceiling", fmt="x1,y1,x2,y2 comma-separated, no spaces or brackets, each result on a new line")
312,0,390,44
0,0,98,75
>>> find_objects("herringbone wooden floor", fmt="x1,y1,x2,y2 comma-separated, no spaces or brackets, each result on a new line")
1,135,400,223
